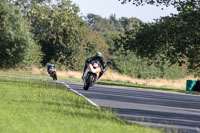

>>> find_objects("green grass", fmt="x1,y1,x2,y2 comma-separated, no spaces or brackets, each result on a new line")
61,77,200,95
0,70,50,79
97,80,200,95
41,76,200,95
0,77,162,133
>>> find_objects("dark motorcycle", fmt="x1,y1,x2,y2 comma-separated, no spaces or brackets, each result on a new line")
49,66,57,80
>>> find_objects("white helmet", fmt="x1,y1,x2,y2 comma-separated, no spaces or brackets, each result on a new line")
95,52,102,57
47,63,51,66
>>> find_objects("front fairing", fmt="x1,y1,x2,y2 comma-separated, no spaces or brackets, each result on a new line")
49,66,56,72
88,64,101,73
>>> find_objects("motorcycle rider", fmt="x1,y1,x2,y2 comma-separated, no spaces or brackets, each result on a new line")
82,52,107,80
46,63,55,74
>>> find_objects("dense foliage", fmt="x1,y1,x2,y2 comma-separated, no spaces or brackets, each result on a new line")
26,0,109,70
86,13,142,33
124,11,200,75
87,14,186,79
110,30,185,79
118,0,200,10
27,1,86,69
118,0,200,77
0,1,42,68
1,0,196,79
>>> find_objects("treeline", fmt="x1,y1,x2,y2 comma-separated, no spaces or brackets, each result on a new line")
0,1,42,67
0,0,109,70
118,0,200,77
85,14,186,79
1,0,194,79
86,13,142,33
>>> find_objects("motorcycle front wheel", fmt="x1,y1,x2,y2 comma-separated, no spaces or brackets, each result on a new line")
83,74,94,90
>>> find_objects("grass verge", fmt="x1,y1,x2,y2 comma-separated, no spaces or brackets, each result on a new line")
0,68,199,95
97,80,200,95
0,77,162,133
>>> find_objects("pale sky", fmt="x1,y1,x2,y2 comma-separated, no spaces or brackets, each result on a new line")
70,0,178,23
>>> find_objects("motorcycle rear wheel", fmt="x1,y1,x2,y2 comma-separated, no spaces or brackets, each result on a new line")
53,74,57,80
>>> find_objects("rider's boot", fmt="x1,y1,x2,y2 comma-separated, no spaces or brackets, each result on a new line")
82,66,87,80
95,78,98,83
82,71,86,80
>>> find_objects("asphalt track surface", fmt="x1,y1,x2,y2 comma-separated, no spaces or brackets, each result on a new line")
65,81,200,133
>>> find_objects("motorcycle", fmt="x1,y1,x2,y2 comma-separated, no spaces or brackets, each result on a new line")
83,60,101,90
48,66,57,80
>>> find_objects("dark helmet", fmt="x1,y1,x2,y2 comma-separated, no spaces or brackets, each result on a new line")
95,52,102,57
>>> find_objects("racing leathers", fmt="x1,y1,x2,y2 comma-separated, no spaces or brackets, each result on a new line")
46,63,55,74
82,56,107,80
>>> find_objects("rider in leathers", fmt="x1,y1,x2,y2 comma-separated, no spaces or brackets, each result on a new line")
46,63,55,74
82,52,107,80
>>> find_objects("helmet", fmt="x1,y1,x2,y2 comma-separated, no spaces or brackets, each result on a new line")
95,52,102,57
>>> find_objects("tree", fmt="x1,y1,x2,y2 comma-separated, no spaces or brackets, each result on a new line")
27,1,85,68
86,13,143,33
109,14,124,32
120,17,142,32
8,0,47,15
27,1,110,70
86,13,115,32
81,28,110,60
123,10,200,76
118,0,200,76
118,0,200,11
0,1,42,68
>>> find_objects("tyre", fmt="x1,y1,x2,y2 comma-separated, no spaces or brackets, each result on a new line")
83,74,95,90
53,73,57,80
83,85,89,90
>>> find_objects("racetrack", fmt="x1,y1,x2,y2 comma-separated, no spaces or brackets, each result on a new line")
65,81,200,133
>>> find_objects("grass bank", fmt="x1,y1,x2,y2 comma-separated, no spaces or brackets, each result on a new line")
0,67,199,94
0,77,161,133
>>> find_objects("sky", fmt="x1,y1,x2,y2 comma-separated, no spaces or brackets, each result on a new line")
69,0,178,23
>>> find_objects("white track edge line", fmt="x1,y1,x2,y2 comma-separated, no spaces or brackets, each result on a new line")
0,75,99,108
56,81,100,108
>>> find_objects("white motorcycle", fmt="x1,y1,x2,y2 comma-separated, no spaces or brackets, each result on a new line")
82,60,101,90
